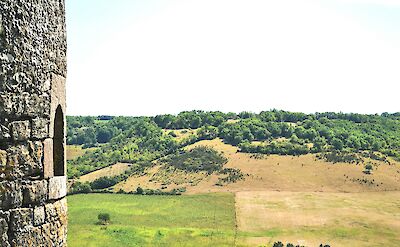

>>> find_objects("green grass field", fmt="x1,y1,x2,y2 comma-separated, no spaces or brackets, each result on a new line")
67,193,236,247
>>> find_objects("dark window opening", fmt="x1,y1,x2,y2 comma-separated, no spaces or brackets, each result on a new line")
53,105,65,176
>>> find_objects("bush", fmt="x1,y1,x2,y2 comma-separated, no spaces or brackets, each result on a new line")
98,213,110,225
136,187,144,195
68,181,92,195
364,163,373,174
90,176,119,190
163,146,227,173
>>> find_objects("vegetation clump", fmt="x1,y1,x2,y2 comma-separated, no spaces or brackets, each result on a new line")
97,213,110,225
364,163,373,174
317,151,362,164
163,146,227,174
218,168,244,184
271,241,330,247
68,181,92,195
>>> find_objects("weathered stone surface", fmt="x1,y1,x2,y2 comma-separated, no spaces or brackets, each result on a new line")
10,225,42,247
31,118,49,139
28,141,44,164
0,0,67,245
33,206,45,226
49,74,66,139
0,124,10,140
10,121,31,141
45,198,67,225
23,180,48,206
5,143,43,179
0,0,66,97
0,93,51,119
44,202,57,222
57,198,68,226
0,149,7,180
0,216,11,247
9,208,33,232
49,176,67,200
0,181,23,210
43,138,54,178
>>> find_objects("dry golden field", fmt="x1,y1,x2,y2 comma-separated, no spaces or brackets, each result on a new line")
235,191,400,246
79,163,132,183
66,145,98,161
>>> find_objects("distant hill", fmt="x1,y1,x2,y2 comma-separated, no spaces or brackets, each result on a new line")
66,110,400,194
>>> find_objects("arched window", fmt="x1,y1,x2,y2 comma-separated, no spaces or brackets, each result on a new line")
53,105,65,176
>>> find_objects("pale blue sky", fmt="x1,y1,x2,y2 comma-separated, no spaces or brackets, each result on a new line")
66,0,400,116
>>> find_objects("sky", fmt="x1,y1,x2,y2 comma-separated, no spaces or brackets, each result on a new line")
65,0,400,116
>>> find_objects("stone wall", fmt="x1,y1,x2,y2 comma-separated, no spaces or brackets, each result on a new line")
0,0,67,246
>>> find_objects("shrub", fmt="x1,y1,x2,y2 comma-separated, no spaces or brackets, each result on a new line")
163,146,227,173
90,176,119,190
136,186,144,195
68,181,92,195
98,213,110,225
364,163,373,174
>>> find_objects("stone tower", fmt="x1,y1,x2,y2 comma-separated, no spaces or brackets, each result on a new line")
0,0,67,246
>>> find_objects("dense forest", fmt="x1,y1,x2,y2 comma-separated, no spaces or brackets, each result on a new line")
67,110,400,179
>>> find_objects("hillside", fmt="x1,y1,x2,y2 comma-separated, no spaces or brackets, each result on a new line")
66,110,400,195
67,111,400,172
113,138,400,194
66,110,400,246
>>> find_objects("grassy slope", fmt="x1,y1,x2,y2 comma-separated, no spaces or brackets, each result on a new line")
236,191,400,247
79,163,132,183
68,193,236,247
67,145,98,161
114,139,400,194
66,145,86,161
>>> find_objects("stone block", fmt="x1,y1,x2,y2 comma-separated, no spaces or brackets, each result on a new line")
0,216,10,247
40,223,54,244
0,124,10,140
23,180,48,206
31,118,49,139
49,74,66,139
6,143,43,179
0,93,50,119
0,181,23,210
55,198,68,226
48,176,67,200
0,93,22,117
33,206,45,226
43,138,54,178
10,225,43,247
9,208,33,232
25,94,51,118
0,150,7,180
28,141,44,164
44,203,57,222
10,121,31,141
